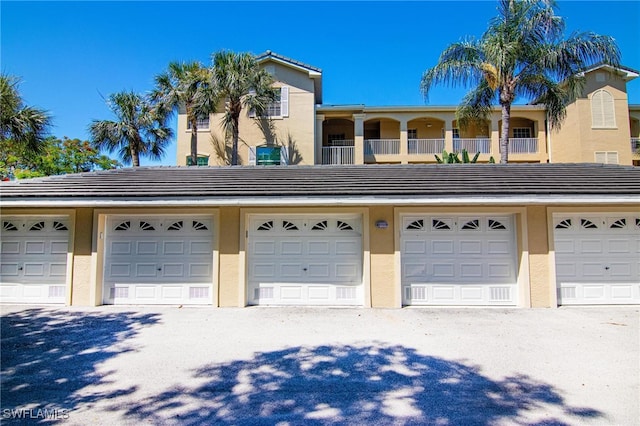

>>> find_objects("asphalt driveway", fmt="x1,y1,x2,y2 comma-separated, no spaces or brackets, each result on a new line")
1,305,638,425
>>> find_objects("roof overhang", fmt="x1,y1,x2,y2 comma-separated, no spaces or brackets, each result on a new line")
580,64,639,81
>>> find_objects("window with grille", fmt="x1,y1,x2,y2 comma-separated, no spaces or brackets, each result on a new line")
512,128,531,138
265,87,289,118
591,90,616,128
186,117,210,130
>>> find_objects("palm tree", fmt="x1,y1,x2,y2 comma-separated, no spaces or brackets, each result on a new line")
0,73,52,153
153,62,215,166
89,91,172,167
210,51,278,166
420,0,620,163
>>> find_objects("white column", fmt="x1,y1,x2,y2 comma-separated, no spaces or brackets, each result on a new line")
315,114,324,164
354,114,365,165
399,119,408,163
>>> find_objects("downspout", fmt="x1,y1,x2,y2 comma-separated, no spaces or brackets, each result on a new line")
546,112,552,163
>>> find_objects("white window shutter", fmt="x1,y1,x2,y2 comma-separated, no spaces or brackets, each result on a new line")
280,146,289,165
248,146,257,166
281,86,289,117
591,90,615,128
602,91,615,128
248,89,256,118
608,151,619,164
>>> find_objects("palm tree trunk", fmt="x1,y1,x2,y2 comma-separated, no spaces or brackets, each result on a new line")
131,143,140,167
231,121,239,166
190,120,198,166
231,110,240,166
500,102,511,164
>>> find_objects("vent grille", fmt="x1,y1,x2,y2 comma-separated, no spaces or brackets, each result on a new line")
48,286,65,298
560,287,576,299
406,286,427,301
255,287,274,299
336,287,356,300
490,287,511,301
111,286,129,299
189,287,209,299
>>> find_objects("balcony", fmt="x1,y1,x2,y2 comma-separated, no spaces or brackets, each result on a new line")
408,139,445,155
632,138,640,153
322,140,354,165
453,138,491,154
364,139,400,155
509,138,539,154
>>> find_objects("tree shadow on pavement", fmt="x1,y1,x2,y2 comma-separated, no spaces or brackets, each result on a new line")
122,343,602,425
1,307,160,423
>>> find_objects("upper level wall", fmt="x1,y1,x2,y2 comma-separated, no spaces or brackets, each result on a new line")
551,69,633,165
177,59,318,166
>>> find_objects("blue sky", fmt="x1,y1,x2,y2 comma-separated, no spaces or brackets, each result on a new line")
2,1,639,166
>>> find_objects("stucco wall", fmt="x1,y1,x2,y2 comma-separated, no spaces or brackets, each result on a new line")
177,60,317,166
71,208,94,305
551,70,632,165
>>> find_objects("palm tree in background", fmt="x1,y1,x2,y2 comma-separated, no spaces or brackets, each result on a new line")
153,62,215,166
420,0,620,163
0,73,52,153
89,91,172,167
210,51,278,166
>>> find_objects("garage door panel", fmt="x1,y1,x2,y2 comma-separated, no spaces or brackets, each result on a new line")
137,241,158,255
401,214,517,306
1,241,20,254
25,241,45,254
460,240,482,254
308,241,330,255
554,214,640,305
432,240,454,254
460,263,483,278
103,215,214,305
281,241,303,255
248,215,363,306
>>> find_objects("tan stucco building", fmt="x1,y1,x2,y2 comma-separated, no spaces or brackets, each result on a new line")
2,53,639,309
175,52,640,168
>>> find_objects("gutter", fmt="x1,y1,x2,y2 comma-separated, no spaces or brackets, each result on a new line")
2,195,639,208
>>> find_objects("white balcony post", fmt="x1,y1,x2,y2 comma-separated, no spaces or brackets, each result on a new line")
354,114,365,164
315,114,324,165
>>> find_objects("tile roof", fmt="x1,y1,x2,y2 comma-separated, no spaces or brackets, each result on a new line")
255,50,322,74
1,164,639,204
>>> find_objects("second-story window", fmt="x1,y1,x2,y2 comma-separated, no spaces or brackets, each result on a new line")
265,87,289,118
512,128,531,139
408,129,418,139
186,117,210,130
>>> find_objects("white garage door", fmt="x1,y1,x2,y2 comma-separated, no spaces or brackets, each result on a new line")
103,215,214,305
554,214,640,305
247,215,363,306
401,215,517,306
0,216,69,304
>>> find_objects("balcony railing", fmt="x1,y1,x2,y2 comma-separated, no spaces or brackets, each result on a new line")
328,139,354,147
408,139,445,155
632,138,640,153
453,138,491,154
364,139,400,155
322,146,354,165
508,138,538,153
